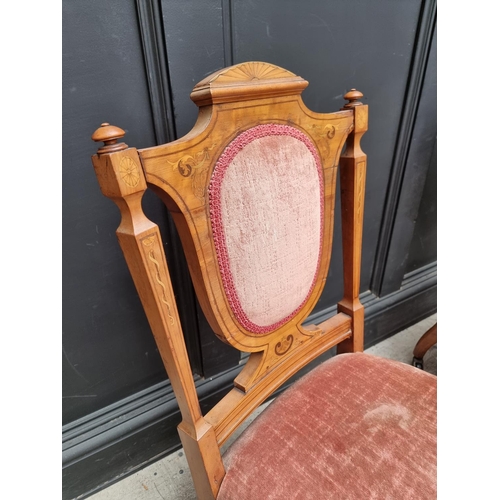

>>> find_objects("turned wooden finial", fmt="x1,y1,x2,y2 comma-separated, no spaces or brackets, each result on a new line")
343,89,364,109
91,122,128,154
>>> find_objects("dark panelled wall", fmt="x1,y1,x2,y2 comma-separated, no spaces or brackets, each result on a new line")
62,1,437,498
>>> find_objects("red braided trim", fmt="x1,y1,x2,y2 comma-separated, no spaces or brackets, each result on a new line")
208,124,324,334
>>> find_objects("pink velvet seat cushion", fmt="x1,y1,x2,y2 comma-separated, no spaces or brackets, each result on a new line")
218,352,437,500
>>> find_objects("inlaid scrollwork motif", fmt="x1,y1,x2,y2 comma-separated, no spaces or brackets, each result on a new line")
275,334,294,355
356,162,366,220
141,234,175,326
308,123,336,140
167,144,217,200
320,124,336,139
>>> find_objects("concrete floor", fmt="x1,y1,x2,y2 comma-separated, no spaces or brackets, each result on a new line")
89,313,437,500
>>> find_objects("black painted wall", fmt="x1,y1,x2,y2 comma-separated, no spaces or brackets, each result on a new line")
62,1,437,498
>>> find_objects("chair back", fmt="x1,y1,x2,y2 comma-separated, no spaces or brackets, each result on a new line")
91,61,368,499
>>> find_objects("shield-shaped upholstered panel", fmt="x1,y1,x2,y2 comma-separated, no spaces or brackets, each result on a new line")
209,124,324,334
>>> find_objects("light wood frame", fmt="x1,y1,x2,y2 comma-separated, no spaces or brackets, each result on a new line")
91,61,368,500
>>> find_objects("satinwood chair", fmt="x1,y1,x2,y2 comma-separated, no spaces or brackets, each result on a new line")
91,62,437,499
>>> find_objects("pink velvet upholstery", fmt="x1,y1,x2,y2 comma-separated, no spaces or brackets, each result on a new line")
209,124,323,333
218,353,437,499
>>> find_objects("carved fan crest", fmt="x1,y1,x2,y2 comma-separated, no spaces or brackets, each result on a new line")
190,61,307,106
214,62,296,83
